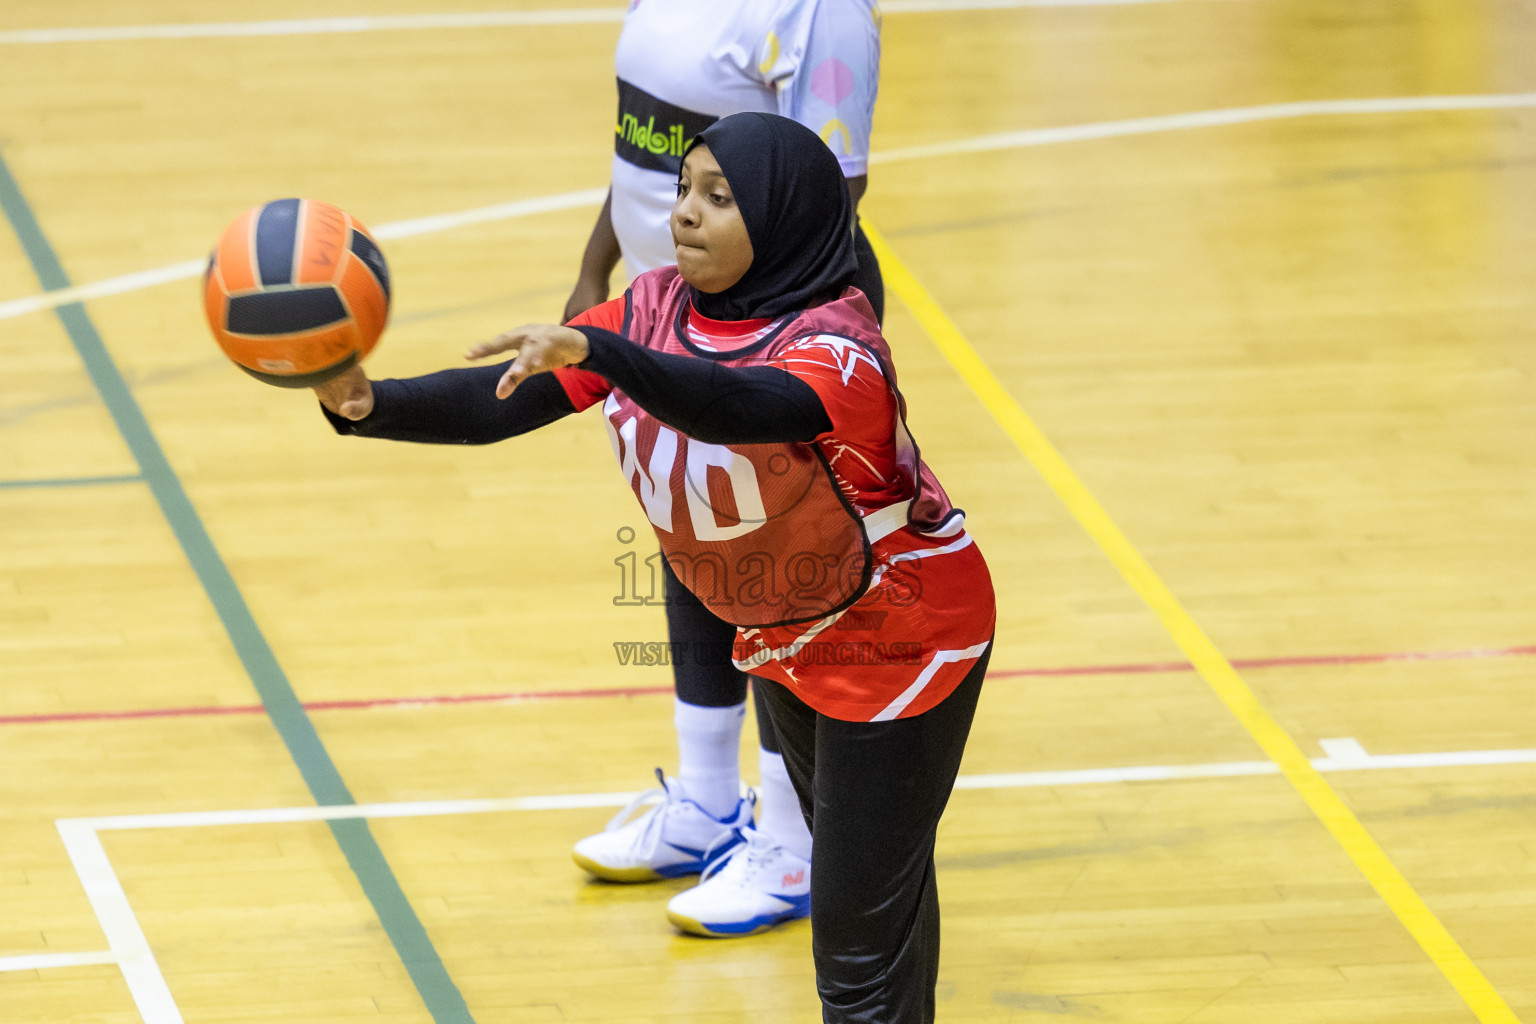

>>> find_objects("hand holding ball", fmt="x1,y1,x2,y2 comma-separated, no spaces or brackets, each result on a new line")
312,365,375,421
203,198,390,388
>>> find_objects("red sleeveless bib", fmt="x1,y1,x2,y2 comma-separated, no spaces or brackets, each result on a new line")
603,267,959,628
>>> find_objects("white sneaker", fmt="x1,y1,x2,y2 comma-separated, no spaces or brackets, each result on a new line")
573,769,753,883
666,826,811,937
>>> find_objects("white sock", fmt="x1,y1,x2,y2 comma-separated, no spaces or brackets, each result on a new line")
674,698,746,819
756,748,812,861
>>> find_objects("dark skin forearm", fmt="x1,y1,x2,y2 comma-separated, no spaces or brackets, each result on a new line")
847,173,866,215
562,189,622,323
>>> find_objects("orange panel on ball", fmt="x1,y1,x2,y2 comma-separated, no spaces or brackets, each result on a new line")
337,254,388,358
294,200,351,287
214,206,260,294
219,320,359,376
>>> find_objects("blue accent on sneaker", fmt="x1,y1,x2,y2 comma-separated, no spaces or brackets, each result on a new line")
655,830,745,877
693,892,811,935
654,858,708,879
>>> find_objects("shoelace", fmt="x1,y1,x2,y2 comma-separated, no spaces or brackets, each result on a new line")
601,771,756,862
601,767,676,861
698,824,778,885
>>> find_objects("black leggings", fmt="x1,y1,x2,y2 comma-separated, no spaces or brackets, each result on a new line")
756,646,989,1024
662,554,781,752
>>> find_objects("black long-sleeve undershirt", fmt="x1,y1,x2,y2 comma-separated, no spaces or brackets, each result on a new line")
322,362,575,444
573,327,831,444
324,329,833,446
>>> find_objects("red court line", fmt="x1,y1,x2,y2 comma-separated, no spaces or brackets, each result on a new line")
987,643,1536,679
0,684,677,726
4,643,1534,727
301,684,675,712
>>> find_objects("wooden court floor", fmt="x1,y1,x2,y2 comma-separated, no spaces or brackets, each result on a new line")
1,0,1534,1021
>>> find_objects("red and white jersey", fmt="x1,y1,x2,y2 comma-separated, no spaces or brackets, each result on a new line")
560,269,995,721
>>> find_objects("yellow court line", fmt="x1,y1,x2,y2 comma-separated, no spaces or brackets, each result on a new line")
860,220,1522,1024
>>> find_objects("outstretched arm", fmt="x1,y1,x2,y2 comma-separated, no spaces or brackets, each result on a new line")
315,296,631,441
316,362,575,444
468,324,832,445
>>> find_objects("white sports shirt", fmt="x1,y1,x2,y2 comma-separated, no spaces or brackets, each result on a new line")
610,0,881,277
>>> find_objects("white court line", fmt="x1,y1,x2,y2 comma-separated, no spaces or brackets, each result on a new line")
0,0,1228,46
0,9,628,44
369,186,608,241
52,821,182,1022
0,187,609,324
75,789,643,833
955,759,1278,788
54,741,1536,834
885,0,1230,8
867,92,1536,163
1318,736,1372,766
4,93,1533,327
0,949,119,971
0,259,206,323
34,740,1536,1022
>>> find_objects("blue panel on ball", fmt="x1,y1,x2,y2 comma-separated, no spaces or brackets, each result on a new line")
348,229,391,303
226,286,348,336
255,197,302,287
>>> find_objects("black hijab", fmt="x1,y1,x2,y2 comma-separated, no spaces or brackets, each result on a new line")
685,112,858,321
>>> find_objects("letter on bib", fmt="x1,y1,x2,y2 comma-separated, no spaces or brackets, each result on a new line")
684,439,766,542
605,395,676,532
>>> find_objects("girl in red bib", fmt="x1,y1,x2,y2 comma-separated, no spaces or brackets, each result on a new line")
319,112,995,1024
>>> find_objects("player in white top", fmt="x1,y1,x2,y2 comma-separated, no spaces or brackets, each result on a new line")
566,0,883,317
562,0,884,939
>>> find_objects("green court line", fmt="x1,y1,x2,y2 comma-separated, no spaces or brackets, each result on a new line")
0,473,144,489
0,154,474,1024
